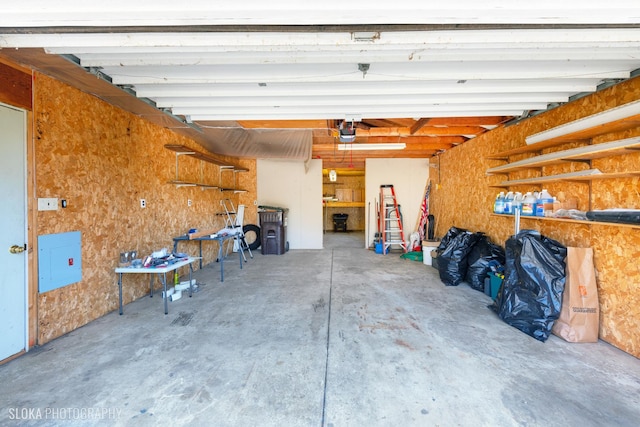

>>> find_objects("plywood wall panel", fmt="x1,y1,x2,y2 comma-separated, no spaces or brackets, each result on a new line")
32,73,257,344
0,60,32,110
431,75,640,358
591,225,640,358
238,159,258,225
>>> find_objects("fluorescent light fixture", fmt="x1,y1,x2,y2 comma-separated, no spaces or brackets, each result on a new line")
526,99,640,145
338,143,406,151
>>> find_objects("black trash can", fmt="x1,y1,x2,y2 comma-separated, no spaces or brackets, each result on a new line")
332,213,348,232
259,208,288,255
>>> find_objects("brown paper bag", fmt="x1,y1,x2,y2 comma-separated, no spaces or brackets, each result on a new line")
552,247,599,342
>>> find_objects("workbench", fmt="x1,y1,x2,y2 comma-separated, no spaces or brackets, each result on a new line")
172,229,249,282
115,256,199,315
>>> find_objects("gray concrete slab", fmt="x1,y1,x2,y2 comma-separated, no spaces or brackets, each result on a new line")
1,231,639,426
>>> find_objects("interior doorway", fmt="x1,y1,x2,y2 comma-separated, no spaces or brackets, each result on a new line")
322,168,367,248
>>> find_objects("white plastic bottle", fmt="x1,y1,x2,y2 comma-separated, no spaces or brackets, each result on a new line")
493,192,505,214
513,192,523,214
536,189,554,217
521,192,537,216
504,191,514,215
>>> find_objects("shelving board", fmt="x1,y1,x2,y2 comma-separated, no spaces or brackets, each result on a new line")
167,180,198,188
198,184,219,189
487,101,640,160
220,187,247,193
324,202,366,208
526,114,640,147
491,213,640,230
486,136,640,174
165,144,245,170
165,144,248,190
167,180,219,189
526,99,640,146
490,169,640,187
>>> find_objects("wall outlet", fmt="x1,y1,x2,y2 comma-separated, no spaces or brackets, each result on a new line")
140,199,146,208
38,197,58,211
188,199,192,207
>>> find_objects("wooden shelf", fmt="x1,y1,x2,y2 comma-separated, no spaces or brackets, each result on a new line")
486,136,640,174
487,103,640,231
167,180,197,188
165,144,246,170
167,180,221,188
488,100,640,159
165,144,248,191
526,102,640,146
490,169,640,187
324,201,365,208
220,187,247,193
491,214,640,230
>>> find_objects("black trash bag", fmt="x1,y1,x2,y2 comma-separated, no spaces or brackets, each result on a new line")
438,231,482,286
436,226,468,254
465,235,506,292
494,229,567,342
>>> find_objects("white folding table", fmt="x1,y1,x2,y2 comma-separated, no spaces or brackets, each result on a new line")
115,257,199,315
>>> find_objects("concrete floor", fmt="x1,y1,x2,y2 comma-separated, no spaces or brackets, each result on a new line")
1,231,639,426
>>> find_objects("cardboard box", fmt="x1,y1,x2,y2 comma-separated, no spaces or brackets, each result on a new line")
352,189,364,202
335,189,353,202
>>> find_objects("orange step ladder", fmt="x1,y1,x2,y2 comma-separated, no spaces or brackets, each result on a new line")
379,185,408,254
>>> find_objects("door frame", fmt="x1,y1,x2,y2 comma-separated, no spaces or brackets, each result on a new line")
26,108,37,352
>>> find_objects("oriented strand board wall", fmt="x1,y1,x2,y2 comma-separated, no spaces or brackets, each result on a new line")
430,76,640,358
33,73,257,344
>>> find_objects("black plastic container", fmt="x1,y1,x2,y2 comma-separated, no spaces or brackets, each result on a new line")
332,213,348,232
259,209,288,255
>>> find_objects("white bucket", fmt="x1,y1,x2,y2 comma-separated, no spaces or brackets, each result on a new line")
422,246,432,266
422,240,440,266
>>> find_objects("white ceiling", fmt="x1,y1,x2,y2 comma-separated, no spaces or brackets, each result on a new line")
2,1,640,163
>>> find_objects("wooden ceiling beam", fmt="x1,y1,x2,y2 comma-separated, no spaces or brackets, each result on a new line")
318,149,439,169
367,136,465,145
384,118,417,127
360,119,397,128
410,118,431,134
425,116,509,126
238,119,330,129
413,126,486,136
321,160,366,169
